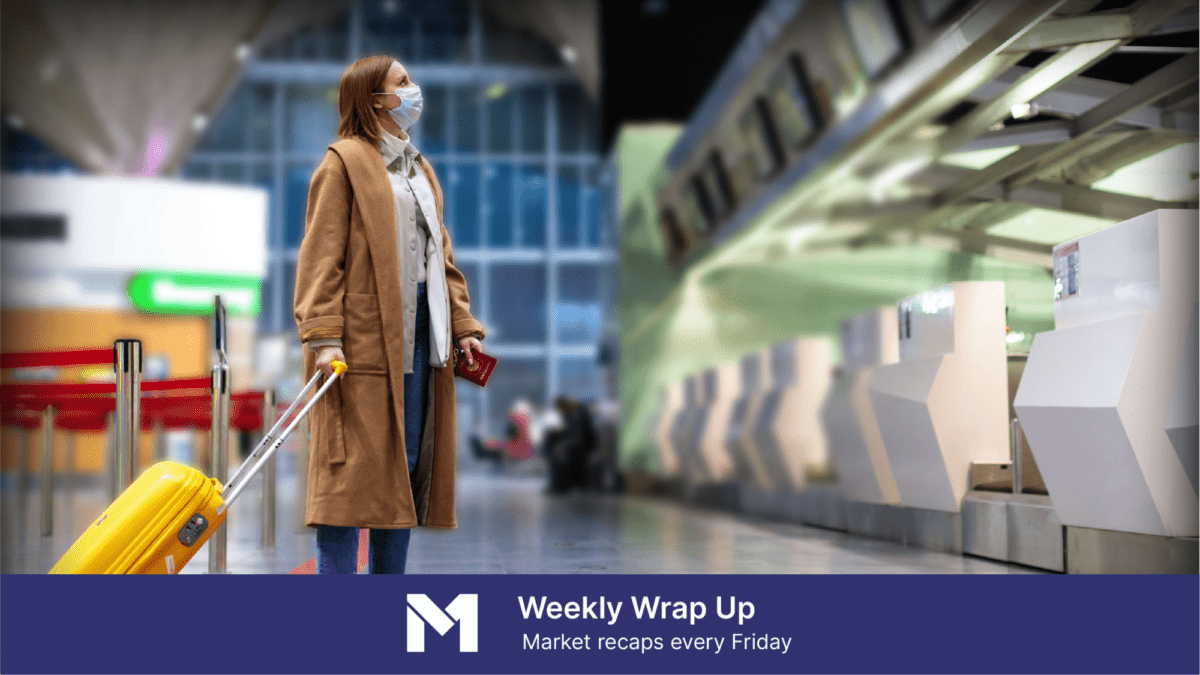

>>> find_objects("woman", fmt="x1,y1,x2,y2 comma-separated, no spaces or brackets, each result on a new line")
294,54,485,574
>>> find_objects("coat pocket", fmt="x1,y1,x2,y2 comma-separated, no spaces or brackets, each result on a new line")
343,293,387,375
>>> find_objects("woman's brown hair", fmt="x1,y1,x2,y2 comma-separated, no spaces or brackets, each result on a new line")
337,54,398,147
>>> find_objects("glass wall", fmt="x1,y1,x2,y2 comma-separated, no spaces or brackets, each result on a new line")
182,0,612,435
0,0,611,437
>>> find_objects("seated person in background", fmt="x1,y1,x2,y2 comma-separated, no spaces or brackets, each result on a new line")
545,396,596,494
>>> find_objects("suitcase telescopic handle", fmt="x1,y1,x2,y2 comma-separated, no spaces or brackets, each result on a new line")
218,360,347,512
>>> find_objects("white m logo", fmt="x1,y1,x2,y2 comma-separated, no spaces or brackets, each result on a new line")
407,594,478,652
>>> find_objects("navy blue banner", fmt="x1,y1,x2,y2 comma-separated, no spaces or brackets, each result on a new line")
2,574,1197,674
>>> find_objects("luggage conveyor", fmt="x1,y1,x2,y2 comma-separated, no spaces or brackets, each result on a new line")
1014,209,1199,573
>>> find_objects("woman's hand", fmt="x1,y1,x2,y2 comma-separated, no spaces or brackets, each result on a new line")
316,346,346,377
457,336,482,365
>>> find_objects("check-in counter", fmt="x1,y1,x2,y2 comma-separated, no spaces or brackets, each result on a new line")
653,381,685,476
696,364,740,484
747,338,832,492
674,366,739,486
870,281,1010,513
669,376,700,482
726,350,771,491
824,307,901,504
1014,210,1198,558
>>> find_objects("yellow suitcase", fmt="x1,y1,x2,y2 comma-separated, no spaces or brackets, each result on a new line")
50,360,346,574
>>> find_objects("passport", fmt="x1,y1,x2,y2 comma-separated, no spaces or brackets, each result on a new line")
454,349,497,387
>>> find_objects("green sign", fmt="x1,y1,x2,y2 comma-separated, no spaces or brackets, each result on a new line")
127,271,261,316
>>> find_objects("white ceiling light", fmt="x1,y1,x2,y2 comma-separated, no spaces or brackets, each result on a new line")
560,45,578,65
192,113,208,132
1010,101,1039,119
236,43,252,61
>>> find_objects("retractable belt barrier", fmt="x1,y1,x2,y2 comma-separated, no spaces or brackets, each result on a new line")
2,344,290,546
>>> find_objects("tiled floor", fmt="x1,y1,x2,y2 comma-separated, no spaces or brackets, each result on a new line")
1,456,1043,574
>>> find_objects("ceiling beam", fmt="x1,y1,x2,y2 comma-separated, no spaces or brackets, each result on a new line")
932,48,1199,202
939,40,1123,154
1001,0,1197,53
971,68,1186,131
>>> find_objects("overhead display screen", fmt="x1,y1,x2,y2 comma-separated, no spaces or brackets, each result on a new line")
697,152,734,223
659,208,688,260
682,183,710,235
738,99,784,179
765,54,820,150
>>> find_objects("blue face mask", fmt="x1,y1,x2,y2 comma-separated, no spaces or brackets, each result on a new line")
376,84,423,130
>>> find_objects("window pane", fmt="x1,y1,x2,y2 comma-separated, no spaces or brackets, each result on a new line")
286,85,339,153
556,165,581,247
258,262,278,334
486,357,547,433
417,0,470,62
487,88,515,153
253,163,276,247
584,165,602,247
201,82,274,152
518,163,547,247
452,86,481,152
285,162,314,247
556,265,603,344
182,163,212,181
247,84,273,152
558,356,602,400
556,84,597,153
282,259,297,336
216,163,245,184
198,84,254,152
361,6,416,61
518,88,546,153
485,162,513,247
490,264,546,342
454,261,480,299
448,163,480,246
264,13,349,61
421,85,448,154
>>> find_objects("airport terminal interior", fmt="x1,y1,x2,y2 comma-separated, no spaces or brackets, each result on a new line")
1,0,1197,575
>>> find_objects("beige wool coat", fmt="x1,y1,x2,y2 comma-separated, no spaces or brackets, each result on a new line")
294,135,485,529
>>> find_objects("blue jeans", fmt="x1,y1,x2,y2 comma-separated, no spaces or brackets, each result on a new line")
316,283,429,574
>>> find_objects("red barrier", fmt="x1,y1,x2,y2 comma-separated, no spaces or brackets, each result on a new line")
1,376,211,400
0,348,113,369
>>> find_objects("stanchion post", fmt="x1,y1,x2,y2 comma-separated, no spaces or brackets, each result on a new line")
114,341,130,493
113,339,142,492
208,363,230,573
297,415,309,533
129,340,142,479
40,406,55,536
106,412,117,501
262,389,277,548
